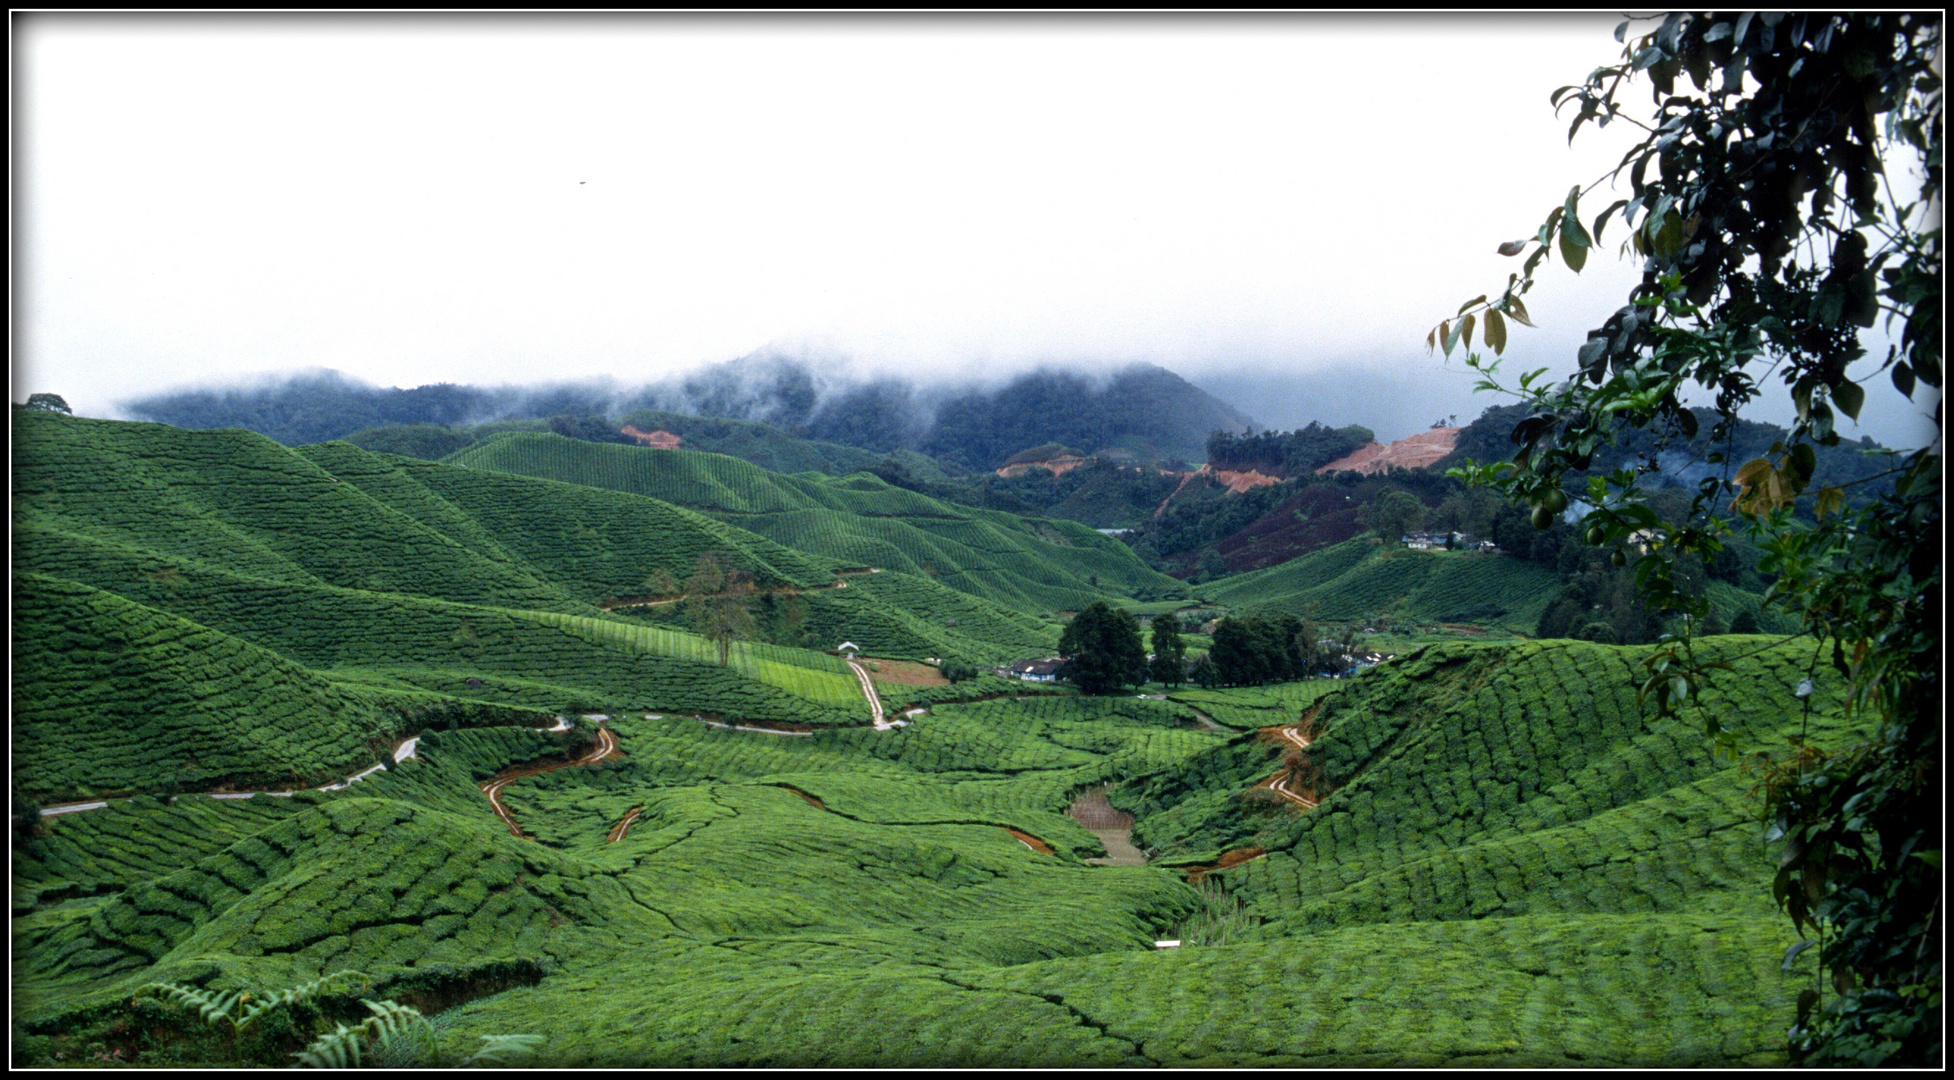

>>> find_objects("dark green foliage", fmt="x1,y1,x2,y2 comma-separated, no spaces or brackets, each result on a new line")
1362,488,1425,540
1057,603,1147,695
1206,614,1315,686
937,659,982,683
1205,422,1374,476
1149,617,1186,687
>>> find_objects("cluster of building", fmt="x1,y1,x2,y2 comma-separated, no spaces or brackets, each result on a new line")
1400,530,1499,553
997,658,1065,682
996,649,1396,683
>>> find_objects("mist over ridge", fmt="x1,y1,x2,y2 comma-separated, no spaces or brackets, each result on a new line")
120,353,1261,470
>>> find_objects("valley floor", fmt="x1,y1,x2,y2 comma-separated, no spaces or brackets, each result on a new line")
12,638,1845,1068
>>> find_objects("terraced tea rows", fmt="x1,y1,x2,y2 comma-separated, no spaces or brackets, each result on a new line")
13,410,1840,1066
447,433,1185,613
1203,537,1562,631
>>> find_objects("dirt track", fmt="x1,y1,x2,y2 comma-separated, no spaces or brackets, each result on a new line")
1254,724,1318,808
480,726,620,838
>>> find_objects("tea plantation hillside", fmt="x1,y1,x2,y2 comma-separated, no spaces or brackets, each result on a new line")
11,414,1074,802
16,626,1842,1065
11,574,396,802
1202,536,1567,631
14,410,1841,1066
445,433,1187,612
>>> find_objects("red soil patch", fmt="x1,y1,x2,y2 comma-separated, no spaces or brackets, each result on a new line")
1316,427,1460,476
863,658,950,687
1202,464,1283,494
1003,827,1055,854
775,785,826,810
1185,845,1267,884
620,426,682,449
996,456,1087,478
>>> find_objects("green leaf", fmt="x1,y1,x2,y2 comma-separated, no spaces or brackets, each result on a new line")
1457,294,1488,316
1460,312,1476,351
1505,295,1535,327
1890,360,1915,398
1559,191,1592,273
1832,379,1865,421
1592,198,1630,244
1440,320,1458,358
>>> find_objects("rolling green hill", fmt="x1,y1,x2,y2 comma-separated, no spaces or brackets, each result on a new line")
14,635,1841,1066
1201,535,1564,631
444,432,1188,612
11,573,395,802
11,413,1072,803
14,409,1844,1067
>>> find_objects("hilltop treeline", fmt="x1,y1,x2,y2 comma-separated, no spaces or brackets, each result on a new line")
1203,421,1375,477
123,360,1258,471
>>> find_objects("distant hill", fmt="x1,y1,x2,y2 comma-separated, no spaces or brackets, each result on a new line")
1201,536,1564,633
121,359,1259,472
445,432,1190,612
919,365,1257,470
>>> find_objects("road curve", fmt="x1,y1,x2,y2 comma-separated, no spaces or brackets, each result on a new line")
607,805,644,844
480,725,620,838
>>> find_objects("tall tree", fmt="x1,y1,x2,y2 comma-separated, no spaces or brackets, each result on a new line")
1057,601,1148,695
683,551,758,668
1364,489,1427,541
1434,12,1940,1064
1149,615,1187,687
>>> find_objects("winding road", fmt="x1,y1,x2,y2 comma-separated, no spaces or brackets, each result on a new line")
1255,724,1320,808
480,725,620,838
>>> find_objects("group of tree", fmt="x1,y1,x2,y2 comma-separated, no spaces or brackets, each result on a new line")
1192,613,1353,688
645,553,763,667
1432,12,1938,1063
17,393,71,414
1203,421,1375,477
1055,601,1149,694
1147,614,1187,687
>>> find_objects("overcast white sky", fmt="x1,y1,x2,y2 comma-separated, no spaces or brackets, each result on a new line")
14,14,1940,446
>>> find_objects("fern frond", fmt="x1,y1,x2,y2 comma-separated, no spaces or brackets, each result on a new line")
360,997,427,1046
292,1022,366,1069
463,1033,545,1065
134,982,243,1030
237,969,371,1031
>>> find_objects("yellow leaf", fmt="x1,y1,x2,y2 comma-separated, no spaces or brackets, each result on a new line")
1814,486,1844,520
1484,309,1508,355
1732,458,1773,488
